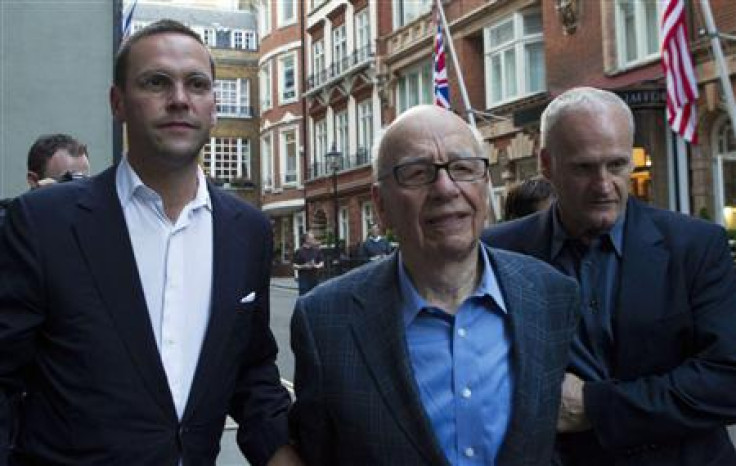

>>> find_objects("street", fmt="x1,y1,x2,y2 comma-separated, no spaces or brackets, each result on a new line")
217,278,299,466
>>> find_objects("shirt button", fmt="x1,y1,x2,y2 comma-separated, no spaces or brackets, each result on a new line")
461,387,472,399
464,447,475,457
457,328,467,337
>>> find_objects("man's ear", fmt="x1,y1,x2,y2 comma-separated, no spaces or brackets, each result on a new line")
27,171,40,189
371,183,389,231
540,148,552,180
110,86,125,122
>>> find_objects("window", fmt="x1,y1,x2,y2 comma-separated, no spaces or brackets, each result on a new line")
392,0,431,29
261,133,273,190
281,128,299,185
357,100,373,163
278,0,296,26
396,62,432,114
335,110,349,157
202,138,250,182
361,201,374,239
615,0,660,67
195,27,216,47
279,53,297,103
214,79,251,118
339,206,350,247
259,61,272,110
484,10,545,107
259,0,271,36
355,9,371,62
312,39,325,86
333,25,347,74
313,118,328,177
293,212,305,251
232,30,257,50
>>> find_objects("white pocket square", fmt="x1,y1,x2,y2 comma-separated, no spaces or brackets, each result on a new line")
240,292,256,304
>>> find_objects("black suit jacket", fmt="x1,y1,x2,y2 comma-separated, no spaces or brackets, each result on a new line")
482,199,736,465
290,247,580,465
0,166,290,466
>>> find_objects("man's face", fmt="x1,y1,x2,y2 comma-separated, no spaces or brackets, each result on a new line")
541,105,633,239
110,32,216,171
28,149,90,189
372,108,489,265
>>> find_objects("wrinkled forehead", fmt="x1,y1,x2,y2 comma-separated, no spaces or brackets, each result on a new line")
384,123,479,166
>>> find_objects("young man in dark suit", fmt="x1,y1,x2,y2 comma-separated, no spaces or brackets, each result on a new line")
483,87,736,465
0,20,300,466
290,105,580,465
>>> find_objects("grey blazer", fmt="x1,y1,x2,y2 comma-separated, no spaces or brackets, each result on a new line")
290,245,579,465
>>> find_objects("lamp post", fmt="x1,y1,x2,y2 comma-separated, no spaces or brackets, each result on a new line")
325,143,342,261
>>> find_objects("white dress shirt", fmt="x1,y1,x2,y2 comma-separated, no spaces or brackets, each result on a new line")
116,158,213,420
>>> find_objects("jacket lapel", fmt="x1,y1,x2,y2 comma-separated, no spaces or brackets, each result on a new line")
349,255,449,466
615,199,668,376
490,247,542,464
72,166,177,420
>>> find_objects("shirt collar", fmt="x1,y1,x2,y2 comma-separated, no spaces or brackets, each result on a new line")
116,157,212,212
399,245,507,328
550,202,624,259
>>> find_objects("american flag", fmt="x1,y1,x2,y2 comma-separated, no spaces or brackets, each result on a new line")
661,0,699,144
433,9,450,110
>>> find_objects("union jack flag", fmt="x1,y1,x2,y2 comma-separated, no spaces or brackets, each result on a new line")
433,9,450,110
661,0,698,144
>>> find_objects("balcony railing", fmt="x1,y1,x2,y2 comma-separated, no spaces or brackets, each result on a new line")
306,44,374,92
308,147,372,180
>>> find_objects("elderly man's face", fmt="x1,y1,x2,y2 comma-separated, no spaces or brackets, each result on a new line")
372,107,489,264
541,104,633,239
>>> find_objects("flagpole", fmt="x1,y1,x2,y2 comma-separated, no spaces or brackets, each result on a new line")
700,0,736,139
435,0,475,128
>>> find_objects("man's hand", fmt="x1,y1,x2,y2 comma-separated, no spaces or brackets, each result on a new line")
557,372,591,433
266,444,304,466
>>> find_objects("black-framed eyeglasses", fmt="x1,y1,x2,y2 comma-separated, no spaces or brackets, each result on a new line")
53,171,87,183
388,157,489,187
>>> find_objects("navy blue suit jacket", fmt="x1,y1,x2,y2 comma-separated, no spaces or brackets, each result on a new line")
0,166,290,465
290,246,579,465
482,199,736,465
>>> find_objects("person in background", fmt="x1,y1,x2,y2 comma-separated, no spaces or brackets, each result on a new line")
503,176,554,220
293,232,324,295
483,86,736,465
289,105,579,465
0,20,300,466
360,223,392,261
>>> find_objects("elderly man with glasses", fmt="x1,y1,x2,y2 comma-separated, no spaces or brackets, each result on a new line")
289,105,580,466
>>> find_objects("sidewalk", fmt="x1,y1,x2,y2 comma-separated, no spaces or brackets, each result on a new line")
271,276,298,291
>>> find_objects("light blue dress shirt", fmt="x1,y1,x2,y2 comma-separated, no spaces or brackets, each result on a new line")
399,247,512,465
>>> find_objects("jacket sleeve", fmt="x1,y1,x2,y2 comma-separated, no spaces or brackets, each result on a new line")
0,199,45,466
289,299,335,466
230,229,291,466
584,225,736,450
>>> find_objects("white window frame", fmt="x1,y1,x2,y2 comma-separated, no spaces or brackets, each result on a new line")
214,78,251,118
312,39,325,86
277,0,296,27
293,212,306,251
356,99,373,161
279,52,298,104
332,25,347,75
339,206,350,248
313,118,328,177
483,9,545,108
334,110,349,157
232,29,257,50
395,61,433,114
615,0,661,68
259,0,272,37
355,9,371,62
260,61,272,110
261,132,273,191
280,127,299,186
202,137,250,182
392,0,431,29
361,201,374,240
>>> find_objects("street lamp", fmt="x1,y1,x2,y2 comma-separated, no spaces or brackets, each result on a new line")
325,142,342,259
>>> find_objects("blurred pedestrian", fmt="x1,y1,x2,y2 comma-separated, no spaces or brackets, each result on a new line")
503,176,553,220
359,223,392,261
293,232,324,295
